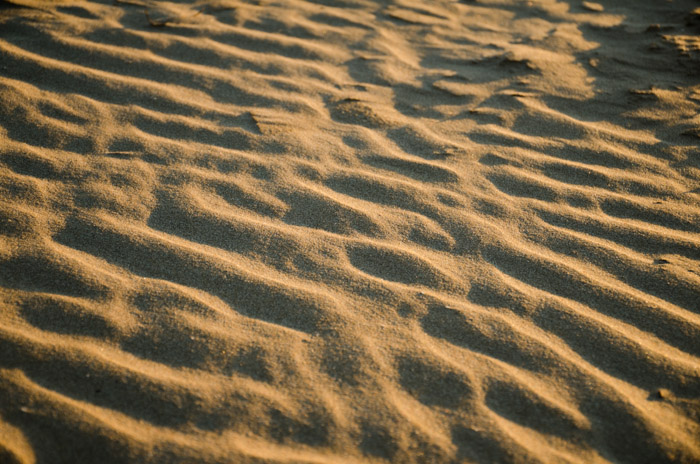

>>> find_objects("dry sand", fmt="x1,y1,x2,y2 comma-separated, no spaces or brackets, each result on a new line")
1,0,699,462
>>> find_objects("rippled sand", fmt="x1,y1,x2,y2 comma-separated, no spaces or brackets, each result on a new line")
1,0,699,462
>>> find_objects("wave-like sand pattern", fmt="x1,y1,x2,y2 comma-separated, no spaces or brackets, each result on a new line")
1,0,699,462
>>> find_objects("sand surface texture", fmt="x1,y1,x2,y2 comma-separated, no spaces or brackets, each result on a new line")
1,0,700,462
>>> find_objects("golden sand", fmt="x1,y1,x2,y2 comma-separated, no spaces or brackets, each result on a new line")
1,0,699,462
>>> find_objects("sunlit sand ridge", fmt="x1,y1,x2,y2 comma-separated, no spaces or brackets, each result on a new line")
1,0,699,462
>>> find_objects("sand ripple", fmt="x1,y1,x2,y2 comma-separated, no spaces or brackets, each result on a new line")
1,0,699,462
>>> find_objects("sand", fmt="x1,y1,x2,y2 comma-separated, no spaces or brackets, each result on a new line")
0,0,699,462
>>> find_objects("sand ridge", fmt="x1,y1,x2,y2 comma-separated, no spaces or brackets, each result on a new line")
1,0,699,462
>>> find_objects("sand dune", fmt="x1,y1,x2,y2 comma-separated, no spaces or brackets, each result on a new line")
1,0,699,462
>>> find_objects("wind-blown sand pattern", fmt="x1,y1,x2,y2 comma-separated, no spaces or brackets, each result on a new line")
1,0,699,462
